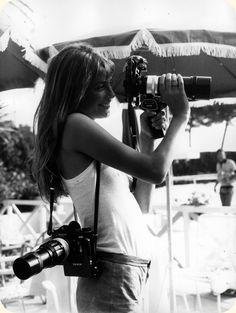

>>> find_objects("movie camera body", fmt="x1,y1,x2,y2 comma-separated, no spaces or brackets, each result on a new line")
123,55,212,138
13,221,100,280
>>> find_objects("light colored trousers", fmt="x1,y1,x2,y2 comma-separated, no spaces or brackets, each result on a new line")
76,252,151,313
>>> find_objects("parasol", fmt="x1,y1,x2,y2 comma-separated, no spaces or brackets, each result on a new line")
0,0,47,92
37,28,236,100
0,29,46,92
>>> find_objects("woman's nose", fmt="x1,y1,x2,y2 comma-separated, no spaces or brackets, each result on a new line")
108,84,115,98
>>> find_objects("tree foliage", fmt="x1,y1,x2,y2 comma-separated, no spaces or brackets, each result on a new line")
0,121,39,203
189,101,236,128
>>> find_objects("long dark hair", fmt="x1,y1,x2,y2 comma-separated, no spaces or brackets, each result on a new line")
32,44,114,202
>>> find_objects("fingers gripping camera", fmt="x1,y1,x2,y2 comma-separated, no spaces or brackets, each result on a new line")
123,55,212,138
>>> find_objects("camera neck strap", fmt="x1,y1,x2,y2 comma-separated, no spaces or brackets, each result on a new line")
122,103,138,192
72,161,100,235
47,161,101,237
48,180,55,236
93,161,100,235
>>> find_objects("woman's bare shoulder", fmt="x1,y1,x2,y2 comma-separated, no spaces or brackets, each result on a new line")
66,113,92,127
62,113,111,152
65,113,104,134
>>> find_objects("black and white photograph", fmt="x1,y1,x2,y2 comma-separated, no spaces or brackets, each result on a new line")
0,1,236,312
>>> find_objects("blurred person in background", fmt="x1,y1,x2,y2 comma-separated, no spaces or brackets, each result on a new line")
214,149,236,206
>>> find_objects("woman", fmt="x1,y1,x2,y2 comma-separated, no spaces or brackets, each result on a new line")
33,44,189,313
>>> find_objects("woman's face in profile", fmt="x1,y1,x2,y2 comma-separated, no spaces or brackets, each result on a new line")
79,70,115,119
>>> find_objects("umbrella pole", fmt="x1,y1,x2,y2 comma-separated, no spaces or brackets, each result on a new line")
221,120,229,149
123,104,176,311
166,167,177,313
165,106,176,313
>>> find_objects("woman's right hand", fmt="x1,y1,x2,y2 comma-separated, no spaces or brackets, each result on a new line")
140,110,167,140
159,73,190,120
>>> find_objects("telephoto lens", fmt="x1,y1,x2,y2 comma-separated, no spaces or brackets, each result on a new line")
183,76,211,100
141,75,212,100
13,238,69,280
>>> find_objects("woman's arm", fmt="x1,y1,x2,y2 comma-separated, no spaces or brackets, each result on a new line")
133,131,155,213
133,110,167,213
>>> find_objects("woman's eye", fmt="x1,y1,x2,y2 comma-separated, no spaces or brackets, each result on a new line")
96,83,105,90
95,79,112,91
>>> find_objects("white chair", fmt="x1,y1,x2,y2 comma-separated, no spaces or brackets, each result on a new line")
0,228,46,312
174,267,222,313
0,250,46,313
42,280,60,313
41,267,77,313
174,212,236,313
0,278,33,313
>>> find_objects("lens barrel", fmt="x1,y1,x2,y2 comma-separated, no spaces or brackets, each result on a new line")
183,76,211,100
13,238,69,280
141,75,211,100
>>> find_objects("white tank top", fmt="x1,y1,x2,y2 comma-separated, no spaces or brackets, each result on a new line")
62,161,151,259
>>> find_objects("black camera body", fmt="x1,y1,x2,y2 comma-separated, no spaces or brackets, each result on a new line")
13,221,101,280
61,221,100,278
123,55,212,138
123,55,212,107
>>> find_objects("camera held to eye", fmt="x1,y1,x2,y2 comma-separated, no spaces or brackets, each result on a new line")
13,221,101,280
123,55,212,138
